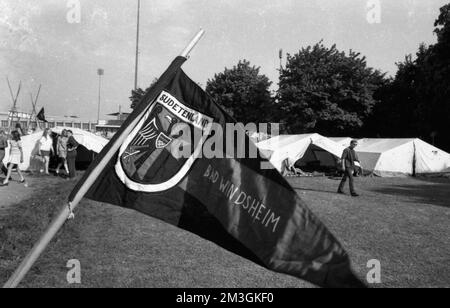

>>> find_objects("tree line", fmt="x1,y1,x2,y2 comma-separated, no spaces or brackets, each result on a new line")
131,3,450,152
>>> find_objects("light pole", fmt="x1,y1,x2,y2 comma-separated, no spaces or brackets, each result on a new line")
97,68,104,124
279,49,283,71
134,0,141,90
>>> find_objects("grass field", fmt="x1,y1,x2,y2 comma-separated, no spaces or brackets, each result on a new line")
0,173,449,288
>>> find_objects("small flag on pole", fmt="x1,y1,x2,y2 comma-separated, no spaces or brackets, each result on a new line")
36,107,47,123
68,57,364,288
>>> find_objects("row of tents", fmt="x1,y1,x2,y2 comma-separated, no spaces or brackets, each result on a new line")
256,134,450,177
3,127,450,177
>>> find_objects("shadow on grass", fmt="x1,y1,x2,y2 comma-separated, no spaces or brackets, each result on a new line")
289,178,349,195
370,180,450,208
289,186,341,195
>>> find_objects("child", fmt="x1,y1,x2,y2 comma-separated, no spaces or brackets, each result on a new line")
1,131,25,186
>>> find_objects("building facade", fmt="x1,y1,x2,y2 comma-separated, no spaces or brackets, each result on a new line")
0,111,97,133
95,111,130,138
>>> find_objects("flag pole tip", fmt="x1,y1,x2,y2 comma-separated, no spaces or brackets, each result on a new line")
180,29,206,59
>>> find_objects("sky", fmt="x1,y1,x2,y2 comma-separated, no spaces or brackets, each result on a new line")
0,0,447,120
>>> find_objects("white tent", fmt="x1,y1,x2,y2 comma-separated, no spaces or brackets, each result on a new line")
256,134,345,172
51,127,108,153
328,137,353,148
2,132,42,171
355,138,450,177
2,128,108,171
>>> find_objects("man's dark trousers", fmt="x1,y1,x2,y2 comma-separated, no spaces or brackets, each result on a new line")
338,167,356,194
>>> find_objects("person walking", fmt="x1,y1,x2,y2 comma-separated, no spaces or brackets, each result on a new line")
39,128,54,175
1,130,25,186
0,130,8,176
338,139,361,197
55,129,69,177
66,130,79,179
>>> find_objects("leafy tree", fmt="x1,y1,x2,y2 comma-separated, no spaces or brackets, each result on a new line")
206,60,275,123
277,42,386,136
365,53,424,138
129,78,158,110
426,3,450,149
367,3,450,150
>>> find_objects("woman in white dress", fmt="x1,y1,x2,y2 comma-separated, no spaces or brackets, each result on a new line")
1,130,25,186
39,128,54,175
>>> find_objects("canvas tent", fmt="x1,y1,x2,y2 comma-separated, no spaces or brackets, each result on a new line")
329,137,354,148
256,134,345,172
2,127,108,171
51,127,108,153
2,132,42,171
355,138,450,177
248,131,271,144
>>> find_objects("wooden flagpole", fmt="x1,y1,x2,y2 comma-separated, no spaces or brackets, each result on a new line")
3,29,205,288
180,29,204,58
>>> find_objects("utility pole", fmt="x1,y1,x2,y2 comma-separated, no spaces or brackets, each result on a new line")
279,49,283,71
97,68,104,124
134,0,141,90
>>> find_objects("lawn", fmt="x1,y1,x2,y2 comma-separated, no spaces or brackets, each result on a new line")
0,174,449,288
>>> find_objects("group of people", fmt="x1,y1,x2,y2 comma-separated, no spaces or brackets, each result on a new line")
0,128,79,187
54,129,79,178
2,128,362,194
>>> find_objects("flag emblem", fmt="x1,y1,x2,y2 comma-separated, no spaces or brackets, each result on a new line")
115,91,213,193
155,132,173,149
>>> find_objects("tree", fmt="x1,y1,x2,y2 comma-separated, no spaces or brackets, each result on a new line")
129,78,158,110
206,60,275,123
367,3,450,151
427,3,450,149
277,41,386,136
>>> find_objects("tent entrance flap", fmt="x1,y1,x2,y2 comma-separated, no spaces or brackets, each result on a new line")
295,143,340,171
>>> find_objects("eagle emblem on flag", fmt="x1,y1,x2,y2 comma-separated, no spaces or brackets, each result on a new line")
115,91,213,193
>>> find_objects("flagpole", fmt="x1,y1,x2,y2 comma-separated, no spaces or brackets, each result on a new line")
35,85,42,130
180,29,204,58
3,29,205,289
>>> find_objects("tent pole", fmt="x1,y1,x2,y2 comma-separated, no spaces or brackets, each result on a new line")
412,141,416,177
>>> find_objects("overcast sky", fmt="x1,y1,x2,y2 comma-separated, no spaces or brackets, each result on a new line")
0,0,447,120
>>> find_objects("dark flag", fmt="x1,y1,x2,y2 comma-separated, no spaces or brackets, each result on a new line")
69,56,365,288
36,107,48,123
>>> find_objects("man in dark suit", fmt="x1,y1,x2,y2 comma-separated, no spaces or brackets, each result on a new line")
66,130,79,179
338,139,361,197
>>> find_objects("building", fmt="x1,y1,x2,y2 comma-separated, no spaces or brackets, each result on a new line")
95,111,130,138
1,109,130,139
0,111,97,133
